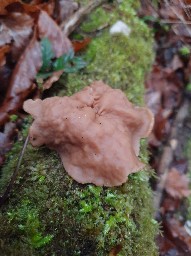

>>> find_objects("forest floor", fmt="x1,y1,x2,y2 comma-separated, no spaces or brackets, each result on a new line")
1,0,191,255
140,1,191,255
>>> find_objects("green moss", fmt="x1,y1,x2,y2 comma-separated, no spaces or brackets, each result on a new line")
0,145,158,256
179,46,190,56
7,200,53,248
81,8,111,33
0,1,158,255
60,2,153,106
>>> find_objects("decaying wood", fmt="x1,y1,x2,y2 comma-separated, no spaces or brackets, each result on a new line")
154,99,190,217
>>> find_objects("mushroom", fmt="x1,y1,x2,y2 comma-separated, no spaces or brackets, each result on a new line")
23,81,154,187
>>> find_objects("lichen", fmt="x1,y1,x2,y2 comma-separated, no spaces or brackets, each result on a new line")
0,1,158,255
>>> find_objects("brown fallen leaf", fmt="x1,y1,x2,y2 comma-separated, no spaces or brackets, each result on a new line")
165,168,191,199
42,70,63,90
7,0,55,16
172,159,188,175
0,45,10,67
0,65,12,104
161,195,181,214
0,9,72,126
184,0,191,3
0,12,34,61
172,24,191,38
159,1,184,20
168,55,183,71
146,65,182,111
38,10,72,57
57,0,78,23
157,234,181,256
145,64,182,145
72,38,91,52
30,0,43,4
164,217,191,253
0,31,42,126
154,109,171,141
0,0,19,15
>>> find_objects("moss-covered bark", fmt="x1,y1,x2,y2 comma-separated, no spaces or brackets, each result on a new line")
0,1,158,255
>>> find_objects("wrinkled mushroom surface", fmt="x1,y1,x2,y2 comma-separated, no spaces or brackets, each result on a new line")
23,81,154,187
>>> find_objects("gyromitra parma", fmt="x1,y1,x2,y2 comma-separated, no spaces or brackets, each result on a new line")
23,81,154,187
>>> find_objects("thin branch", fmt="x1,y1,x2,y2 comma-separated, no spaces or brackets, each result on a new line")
160,19,191,25
0,135,29,207
61,0,108,36
164,0,191,37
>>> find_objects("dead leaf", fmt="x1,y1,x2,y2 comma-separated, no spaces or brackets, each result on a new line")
157,234,180,256
0,31,42,126
0,0,19,15
57,0,78,23
72,38,91,52
0,12,33,46
161,195,181,214
172,24,191,38
0,45,10,67
145,65,182,145
0,65,12,104
3,0,55,16
0,12,34,61
30,0,43,4
0,9,72,126
146,65,182,110
165,168,191,199
38,10,72,57
169,55,183,71
159,3,184,20
42,70,63,90
164,218,191,252
154,109,171,141
172,159,188,174
36,0,55,16
145,90,161,115
183,0,191,3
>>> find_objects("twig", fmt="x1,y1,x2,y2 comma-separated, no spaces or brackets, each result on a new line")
164,0,191,37
154,99,190,217
160,19,191,25
0,135,29,207
60,0,107,36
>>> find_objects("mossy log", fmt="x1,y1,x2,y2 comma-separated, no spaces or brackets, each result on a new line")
0,1,158,255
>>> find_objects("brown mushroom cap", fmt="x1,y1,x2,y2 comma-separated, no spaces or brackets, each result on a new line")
23,81,154,187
